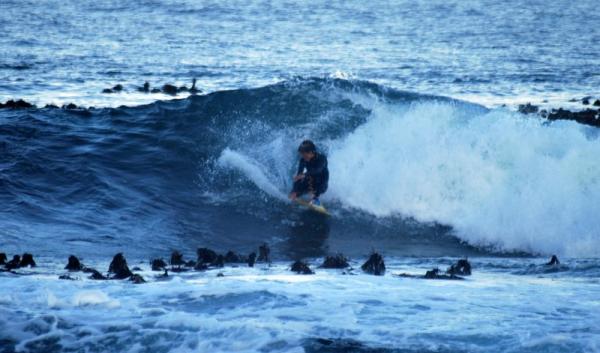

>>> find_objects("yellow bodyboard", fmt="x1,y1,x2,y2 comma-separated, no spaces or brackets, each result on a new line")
294,199,330,216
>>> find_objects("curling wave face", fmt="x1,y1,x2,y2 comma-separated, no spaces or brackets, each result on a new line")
1,78,599,257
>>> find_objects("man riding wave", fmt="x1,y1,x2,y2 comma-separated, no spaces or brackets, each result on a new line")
288,140,329,206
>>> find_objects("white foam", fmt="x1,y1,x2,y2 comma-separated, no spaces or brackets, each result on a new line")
218,148,288,201
327,101,600,256
72,290,120,308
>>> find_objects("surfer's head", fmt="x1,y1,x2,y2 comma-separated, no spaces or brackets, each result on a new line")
298,140,316,161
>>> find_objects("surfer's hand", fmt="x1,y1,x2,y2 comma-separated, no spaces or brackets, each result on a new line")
288,192,297,201
293,174,305,182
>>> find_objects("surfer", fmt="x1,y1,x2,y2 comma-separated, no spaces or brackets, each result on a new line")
289,140,329,206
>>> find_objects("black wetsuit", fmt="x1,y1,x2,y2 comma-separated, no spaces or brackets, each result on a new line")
292,152,329,198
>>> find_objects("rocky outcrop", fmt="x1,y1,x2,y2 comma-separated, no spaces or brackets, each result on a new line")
425,268,463,280
546,255,560,266
320,254,350,269
65,255,84,271
151,258,167,271
0,99,34,109
197,248,218,265
447,259,471,276
258,243,271,263
0,253,6,265
5,255,21,270
247,252,257,267
108,253,133,279
361,253,385,275
291,260,314,274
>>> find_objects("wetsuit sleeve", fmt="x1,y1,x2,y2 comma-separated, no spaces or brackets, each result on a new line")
296,159,305,175
305,155,327,176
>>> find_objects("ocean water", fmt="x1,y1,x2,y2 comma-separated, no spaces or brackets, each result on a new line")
1,0,600,352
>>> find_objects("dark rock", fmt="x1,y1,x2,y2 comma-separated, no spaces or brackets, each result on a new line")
216,272,225,277
5,255,21,270
151,88,161,93
425,268,464,280
131,266,142,271
157,269,169,278
151,258,167,271
291,260,314,274
247,252,257,267
582,97,590,105
547,108,600,128
197,248,218,264
0,253,6,265
170,251,185,267
546,255,560,266
593,99,600,107
178,85,188,92
185,260,196,267
213,254,225,268
65,255,83,271
44,104,59,109
162,84,178,95
59,274,77,280
0,99,34,109
102,88,113,94
138,82,150,93
88,268,108,280
108,253,133,279
189,78,200,94
112,84,123,92
361,253,385,275
13,254,27,268
258,243,271,263
320,254,349,269
447,259,471,276
224,250,244,263
129,274,146,284
63,103,78,110
518,103,539,114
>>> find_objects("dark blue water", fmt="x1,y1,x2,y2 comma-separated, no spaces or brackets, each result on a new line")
1,0,599,107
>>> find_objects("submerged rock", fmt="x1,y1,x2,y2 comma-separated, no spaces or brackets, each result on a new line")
424,268,464,280
447,259,471,276
258,243,271,263
59,274,77,280
594,99,600,107
291,261,314,274
151,88,161,93
518,103,539,114
546,255,560,266
320,254,350,269
151,258,167,271
129,273,146,284
87,268,108,280
247,252,257,267
65,255,83,271
361,253,385,275
108,253,133,279
0,253,6,265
